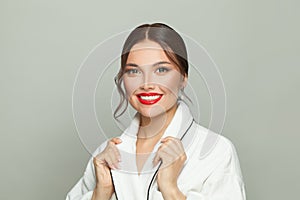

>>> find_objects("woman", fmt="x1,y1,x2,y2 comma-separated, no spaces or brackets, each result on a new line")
66,23,246,200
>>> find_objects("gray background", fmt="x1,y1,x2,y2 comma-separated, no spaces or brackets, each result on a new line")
1,0,299,199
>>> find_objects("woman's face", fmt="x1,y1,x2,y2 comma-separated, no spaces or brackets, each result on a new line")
122,40,187,118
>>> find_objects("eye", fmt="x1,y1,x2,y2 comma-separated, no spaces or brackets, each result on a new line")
125,68,140,75
156,67,170,73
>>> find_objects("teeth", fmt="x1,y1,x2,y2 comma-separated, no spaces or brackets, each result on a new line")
140,95,161,101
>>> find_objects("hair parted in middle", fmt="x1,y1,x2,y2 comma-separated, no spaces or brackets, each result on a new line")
114,23,191,119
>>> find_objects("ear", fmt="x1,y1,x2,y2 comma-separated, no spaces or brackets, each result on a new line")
181,74,188,89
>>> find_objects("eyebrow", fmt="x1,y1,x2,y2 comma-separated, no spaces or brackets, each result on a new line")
124,61,171,67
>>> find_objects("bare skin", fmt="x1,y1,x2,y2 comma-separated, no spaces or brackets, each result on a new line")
92,40,187,199
125,40,187,199
136,103,187,200
91,138,122,200
135,102,177,175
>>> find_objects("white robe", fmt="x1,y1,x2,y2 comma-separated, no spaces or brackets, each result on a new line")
66,101,246,200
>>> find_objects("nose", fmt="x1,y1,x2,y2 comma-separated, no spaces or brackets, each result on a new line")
141,82,155,90
140,73,155,90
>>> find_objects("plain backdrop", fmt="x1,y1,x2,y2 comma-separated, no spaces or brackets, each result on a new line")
1,0,299,199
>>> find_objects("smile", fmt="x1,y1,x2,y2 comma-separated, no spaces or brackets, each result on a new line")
136,93,163,105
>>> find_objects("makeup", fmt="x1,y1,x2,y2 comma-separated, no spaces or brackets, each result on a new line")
136,93,163,105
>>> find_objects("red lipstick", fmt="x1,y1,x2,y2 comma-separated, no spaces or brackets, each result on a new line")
136,93,163,105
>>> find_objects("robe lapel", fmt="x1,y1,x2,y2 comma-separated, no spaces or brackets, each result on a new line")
110,100,196,200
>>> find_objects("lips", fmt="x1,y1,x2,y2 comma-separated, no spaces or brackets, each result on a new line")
136,93,163,105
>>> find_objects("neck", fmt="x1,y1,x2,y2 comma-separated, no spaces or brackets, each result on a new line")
137,102,178,139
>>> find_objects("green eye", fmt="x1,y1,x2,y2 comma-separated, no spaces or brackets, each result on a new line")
125,69,140,74
156,67,170,73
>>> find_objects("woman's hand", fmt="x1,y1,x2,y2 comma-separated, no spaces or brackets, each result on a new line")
92,137,122,200
153,136,187,199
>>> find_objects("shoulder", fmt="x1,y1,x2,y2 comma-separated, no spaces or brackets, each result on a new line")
193,123,238,156
190,123,243,175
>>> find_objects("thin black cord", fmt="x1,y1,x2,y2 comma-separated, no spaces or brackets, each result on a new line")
146,119,194,200
110,119,194,200
110,169,119,200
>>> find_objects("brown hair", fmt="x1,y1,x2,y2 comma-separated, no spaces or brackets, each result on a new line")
114,23,191,119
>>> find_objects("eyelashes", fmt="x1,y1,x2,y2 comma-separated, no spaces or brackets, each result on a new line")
156,67,170,73
124,68,140,74
124,67,171,75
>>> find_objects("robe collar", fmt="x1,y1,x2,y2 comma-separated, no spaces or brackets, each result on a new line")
123,100,193,140
115,100,194,174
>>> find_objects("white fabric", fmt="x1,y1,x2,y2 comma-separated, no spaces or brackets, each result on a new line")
66,101,246,200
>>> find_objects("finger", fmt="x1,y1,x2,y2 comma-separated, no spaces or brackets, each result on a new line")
107,143,121,161
110,137,122,144
107,140,122,162
112,146,121,162
160,136,175,143
161,138,181,156
161,136,172,141
93,155,106,166
166,143,186,163
153,144,173,167
105,154,118,170
159,145,176,163
109,146,121,168
158,143,186,169
108,148,122,169
153,151,162,167
157,150,173,168
172,138,185,152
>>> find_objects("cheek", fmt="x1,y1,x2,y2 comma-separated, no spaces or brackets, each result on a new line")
157,75,182,95
123,77,140,96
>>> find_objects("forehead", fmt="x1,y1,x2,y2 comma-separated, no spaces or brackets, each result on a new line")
127,40,171,66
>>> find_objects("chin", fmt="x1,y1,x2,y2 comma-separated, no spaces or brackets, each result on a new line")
139,104,178,121
137,105,168,118
129,96,178,118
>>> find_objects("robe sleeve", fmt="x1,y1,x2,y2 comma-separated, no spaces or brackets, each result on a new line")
65,141,117,200
185,174,246,200
185,137,247,200
65,157,96,200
